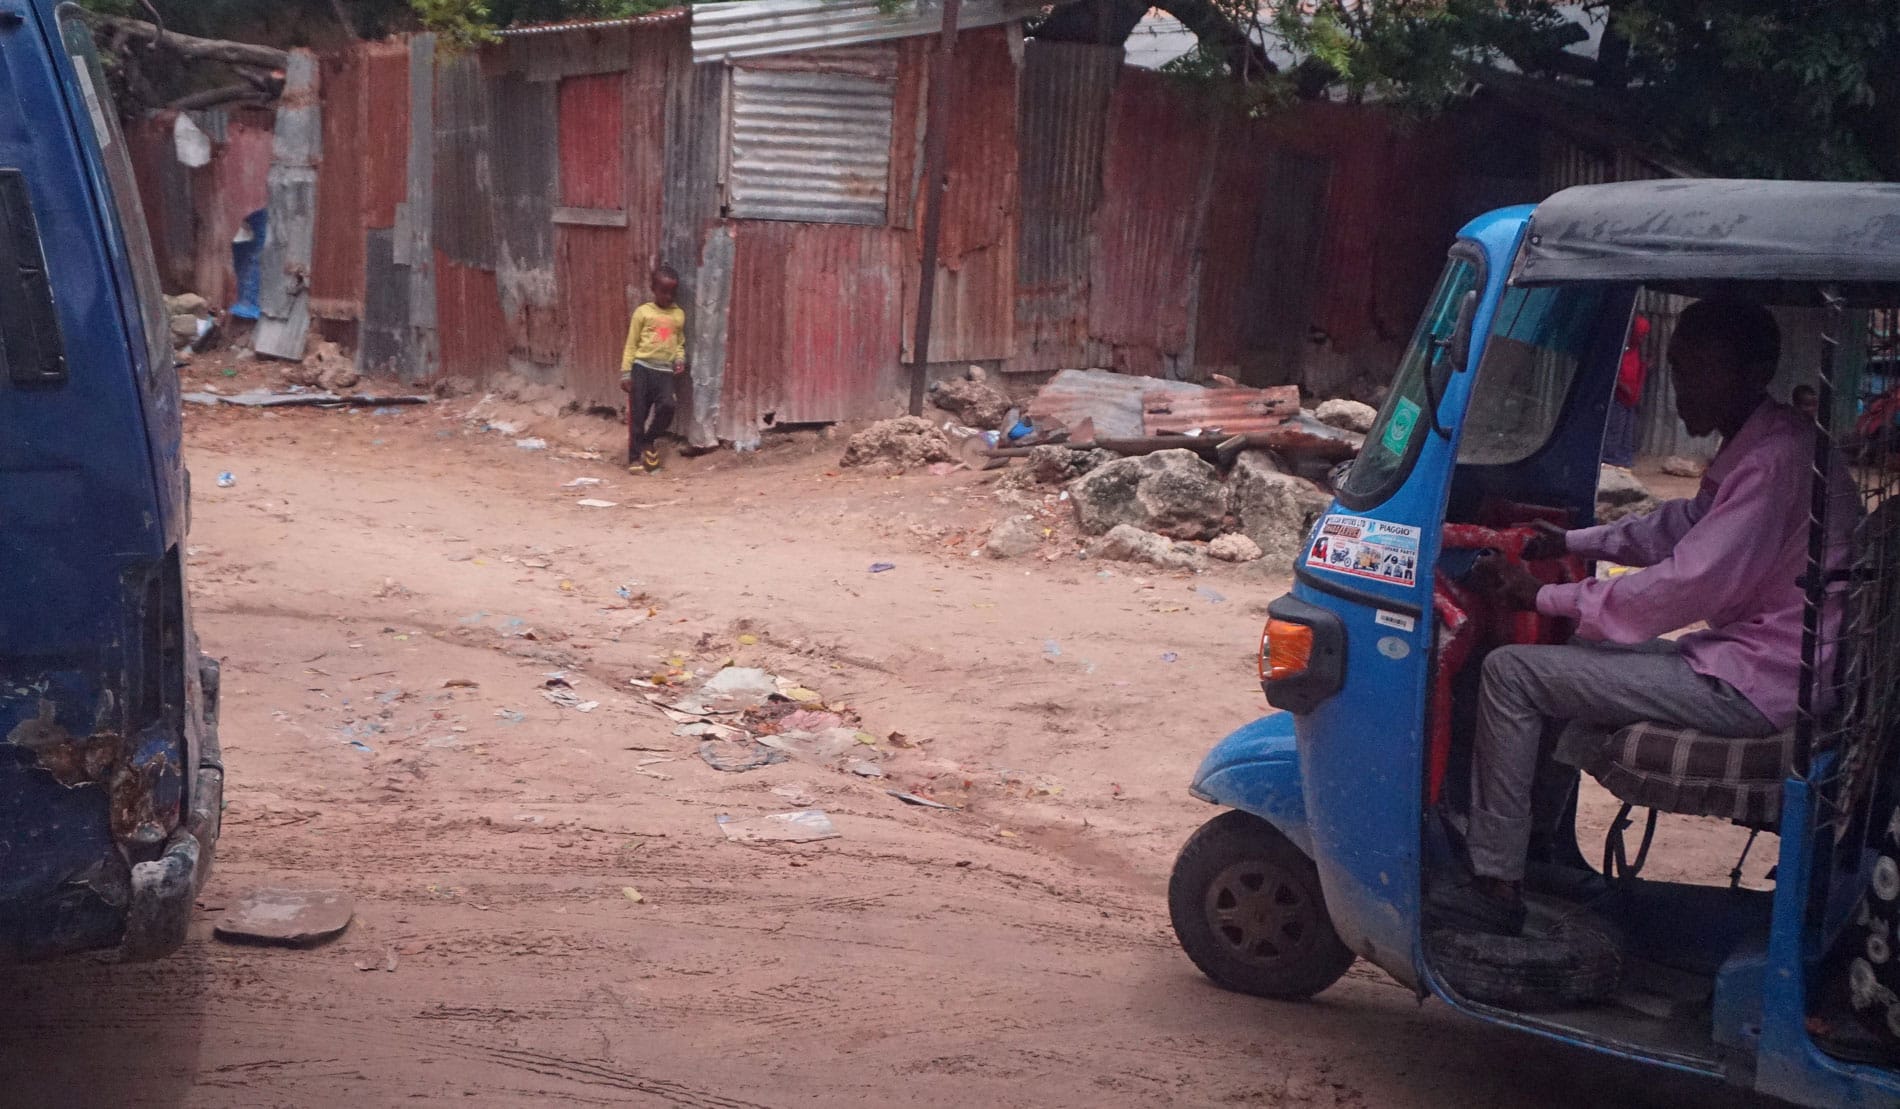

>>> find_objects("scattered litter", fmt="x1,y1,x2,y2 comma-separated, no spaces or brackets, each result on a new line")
542,688,600,712
1043,640,1062,658
779,709,844,733
216,472,236,488
347,740,374,754
774,677,822,704
494,709,526,725
697,739,787,773
354,947,399,972
620,886,645,904
868,562,897,574
696,667,780,710
887,790,956,810
214,888,354,947
1194,586,1227,604
1161,652,1179,663
675,721,748,741
771,783,818,806
755,728,861,763
849,760,885,779
576,499,618,509
516,438,548,451
717,809,840,843
738,633,759,646
563,477,604,488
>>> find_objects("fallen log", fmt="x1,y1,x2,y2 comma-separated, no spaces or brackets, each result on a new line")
86,13,290,72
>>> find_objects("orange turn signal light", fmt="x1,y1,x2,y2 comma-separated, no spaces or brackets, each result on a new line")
1261,619,1315,682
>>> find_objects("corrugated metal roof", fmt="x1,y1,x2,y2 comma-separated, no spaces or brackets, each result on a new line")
693,0,1041,62
1026,368,1203,440
728,65,894,225
1012,41,1118,373
497,8,688,36
1140,385,1300,435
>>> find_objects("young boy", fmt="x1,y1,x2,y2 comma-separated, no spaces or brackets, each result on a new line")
621,265,686,473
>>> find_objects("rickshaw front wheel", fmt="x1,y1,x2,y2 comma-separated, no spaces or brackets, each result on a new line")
1169,810,1355,999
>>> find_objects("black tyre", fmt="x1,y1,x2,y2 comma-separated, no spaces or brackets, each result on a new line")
1427,894,1623,1011
1169,810,1356,999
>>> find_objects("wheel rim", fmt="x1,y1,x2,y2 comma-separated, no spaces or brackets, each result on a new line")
1204,858,1318,968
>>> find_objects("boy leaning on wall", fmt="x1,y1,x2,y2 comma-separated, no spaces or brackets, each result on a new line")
621,265,686,474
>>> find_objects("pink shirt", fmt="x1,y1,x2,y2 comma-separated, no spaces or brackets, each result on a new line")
1535,402,1855,729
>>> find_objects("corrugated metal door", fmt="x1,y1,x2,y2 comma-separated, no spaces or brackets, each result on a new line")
557,71,633,408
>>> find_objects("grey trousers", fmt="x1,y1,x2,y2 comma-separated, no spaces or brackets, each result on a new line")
1467,639,1775,881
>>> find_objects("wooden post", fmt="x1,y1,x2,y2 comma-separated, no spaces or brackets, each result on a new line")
907,0,963,417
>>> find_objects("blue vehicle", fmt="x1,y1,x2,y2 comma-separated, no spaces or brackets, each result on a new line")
0,1,222,961
1170,181,1900,1106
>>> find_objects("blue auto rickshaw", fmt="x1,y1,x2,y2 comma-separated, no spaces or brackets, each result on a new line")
1170,180,1900,1107
0,1,222,961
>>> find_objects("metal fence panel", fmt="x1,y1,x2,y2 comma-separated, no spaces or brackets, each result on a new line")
692,0,1040,62
728,64,894,226
255,50,321,360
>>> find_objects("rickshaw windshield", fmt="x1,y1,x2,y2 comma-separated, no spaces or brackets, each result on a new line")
1456,285,1611,466
1339,255,1482,506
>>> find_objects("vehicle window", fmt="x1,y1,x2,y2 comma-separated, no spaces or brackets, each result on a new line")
1456,285,1610,466
57,6,173,382
1338,255,1482,505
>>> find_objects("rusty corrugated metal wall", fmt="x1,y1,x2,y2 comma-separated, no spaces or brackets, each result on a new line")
1012,42,1118,374
902,26,1018,364
1087,69,1219,378
312,48,366,320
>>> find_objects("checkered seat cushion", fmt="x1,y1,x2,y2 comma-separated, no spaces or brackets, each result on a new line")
1585,721,1801,827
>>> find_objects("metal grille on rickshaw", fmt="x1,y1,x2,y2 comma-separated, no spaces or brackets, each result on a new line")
1804,302,1900,850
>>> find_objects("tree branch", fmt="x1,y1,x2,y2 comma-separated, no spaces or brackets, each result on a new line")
83,13,290,71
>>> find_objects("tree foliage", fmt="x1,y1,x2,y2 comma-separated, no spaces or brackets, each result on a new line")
1273,0,1900,180
1040,0,1899,181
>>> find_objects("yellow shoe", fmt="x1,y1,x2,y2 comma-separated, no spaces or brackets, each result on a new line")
642,450,661,474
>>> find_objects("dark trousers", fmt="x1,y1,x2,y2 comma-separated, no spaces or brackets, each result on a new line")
1603,400,1639,467
628,364,676,462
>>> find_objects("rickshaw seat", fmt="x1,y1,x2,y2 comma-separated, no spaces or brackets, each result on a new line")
1585,720,1799,828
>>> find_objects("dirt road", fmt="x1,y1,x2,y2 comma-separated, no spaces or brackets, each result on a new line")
0,381,1775,1107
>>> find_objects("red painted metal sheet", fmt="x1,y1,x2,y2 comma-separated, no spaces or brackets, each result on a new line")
726,221,905,436
885,37,926,231
125,113,193,292
560,71,627,210
312,46,366,316
1010,42,1118,374
361,43,411,230
1088,69,1218,377
903,26,1018,364
1139,384,1300,435
1191,121,1271,377
559,224,634,408
195,112,274,309
436,251,511,384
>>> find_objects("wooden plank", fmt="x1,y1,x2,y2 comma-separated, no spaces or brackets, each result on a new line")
552,206,629,228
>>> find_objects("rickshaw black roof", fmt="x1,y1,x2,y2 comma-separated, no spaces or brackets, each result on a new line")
1512,180,1900,306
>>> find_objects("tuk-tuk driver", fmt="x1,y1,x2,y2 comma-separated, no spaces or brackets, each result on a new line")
1436,299,1853,935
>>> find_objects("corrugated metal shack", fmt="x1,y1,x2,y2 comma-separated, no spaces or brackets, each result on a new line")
126,107,275,309
190,0,1466,449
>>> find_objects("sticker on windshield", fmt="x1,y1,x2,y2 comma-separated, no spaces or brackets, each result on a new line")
1307,515,1421,587
1380,396,1420,455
